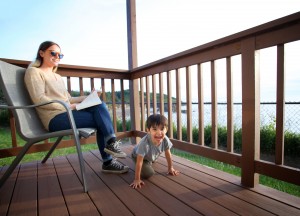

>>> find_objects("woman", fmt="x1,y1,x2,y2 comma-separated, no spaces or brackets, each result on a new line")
24,41,128,173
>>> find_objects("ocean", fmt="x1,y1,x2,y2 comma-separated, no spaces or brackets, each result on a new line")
163,103,300,133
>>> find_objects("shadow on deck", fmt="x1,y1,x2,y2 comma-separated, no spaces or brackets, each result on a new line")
0,145,299,216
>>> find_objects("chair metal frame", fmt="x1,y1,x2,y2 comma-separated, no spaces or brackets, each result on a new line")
0,60,94,192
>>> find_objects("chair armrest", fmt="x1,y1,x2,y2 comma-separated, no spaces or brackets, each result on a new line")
0,100,78,134
0,100,96,139
0,100,70,111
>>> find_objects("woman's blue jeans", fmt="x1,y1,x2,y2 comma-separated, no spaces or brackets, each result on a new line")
49,102,114,162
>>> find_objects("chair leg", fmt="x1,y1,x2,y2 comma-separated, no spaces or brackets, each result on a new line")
73,134,88,193
0,141,34,188
65,108,88,192
41,136,63,163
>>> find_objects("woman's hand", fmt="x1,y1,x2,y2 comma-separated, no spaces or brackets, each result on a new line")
92,88,102,97
167,167,180,176
69,103,77,110
130,179,145,189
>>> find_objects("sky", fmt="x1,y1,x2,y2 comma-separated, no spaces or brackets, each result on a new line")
0,0,299,102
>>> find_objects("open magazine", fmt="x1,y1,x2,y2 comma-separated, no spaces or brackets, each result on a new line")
75,91,102,110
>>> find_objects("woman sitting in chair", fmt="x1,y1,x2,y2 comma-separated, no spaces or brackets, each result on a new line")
24,41,128,174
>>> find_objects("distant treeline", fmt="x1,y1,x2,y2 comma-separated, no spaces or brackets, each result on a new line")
71,89,177,104
0,89,176,106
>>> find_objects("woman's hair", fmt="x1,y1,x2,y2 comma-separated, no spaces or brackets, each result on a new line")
30,41,61,72
146,114,168,130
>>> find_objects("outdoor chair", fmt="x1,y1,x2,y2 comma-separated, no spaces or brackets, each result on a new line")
0,60,95,192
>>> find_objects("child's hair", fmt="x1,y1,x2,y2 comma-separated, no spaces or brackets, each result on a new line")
146,114,168,130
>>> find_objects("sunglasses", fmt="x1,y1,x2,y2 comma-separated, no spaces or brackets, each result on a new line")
49,51,64,59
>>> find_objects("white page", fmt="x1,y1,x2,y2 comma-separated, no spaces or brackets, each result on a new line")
75,91,102,110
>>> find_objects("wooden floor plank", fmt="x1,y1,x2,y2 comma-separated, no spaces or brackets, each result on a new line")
121,146,236,216
88,151,199,215
38,159,69,216
123,145,300,216
0,145,299,216
67,153,134,216
150,167,239,215
252,184,300,208
115,154,204,216
0,165,18,216
53,156,100,216
75,151,167,216
154,157,274,216
168,154,300,216
8,162,38,216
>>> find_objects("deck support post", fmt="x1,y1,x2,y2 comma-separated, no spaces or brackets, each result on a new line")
127,0,140,144
241,37,260,187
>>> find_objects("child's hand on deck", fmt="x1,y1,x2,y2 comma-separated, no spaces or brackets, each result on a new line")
130,179,145,189
167,167,180,176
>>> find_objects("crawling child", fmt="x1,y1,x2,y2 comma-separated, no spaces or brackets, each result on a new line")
130,114,180,189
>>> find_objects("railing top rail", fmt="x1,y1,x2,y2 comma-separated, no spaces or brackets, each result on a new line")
130,12,300,76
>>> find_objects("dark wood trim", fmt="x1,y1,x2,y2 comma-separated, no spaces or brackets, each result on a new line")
255,160,300,186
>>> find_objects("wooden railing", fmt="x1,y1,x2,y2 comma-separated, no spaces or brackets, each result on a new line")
1,12,300,188
130,12,300,188
0,61,133,156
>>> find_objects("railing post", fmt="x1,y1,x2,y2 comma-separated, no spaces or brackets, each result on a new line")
111,79,117,132
186,66,192,142
127,0,140,144
197,64,204,145
176,69,182,141
167,71,173,138
211,61,218,149
241,37,260,187
275,44,285,165
152,74,157,114
226,57,234,152
146,76,150,117
140,78,145,131
159,73,164,115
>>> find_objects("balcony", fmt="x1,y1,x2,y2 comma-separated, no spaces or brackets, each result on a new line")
0,5,300,216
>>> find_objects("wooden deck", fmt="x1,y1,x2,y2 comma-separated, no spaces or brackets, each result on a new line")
0,145,299,216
